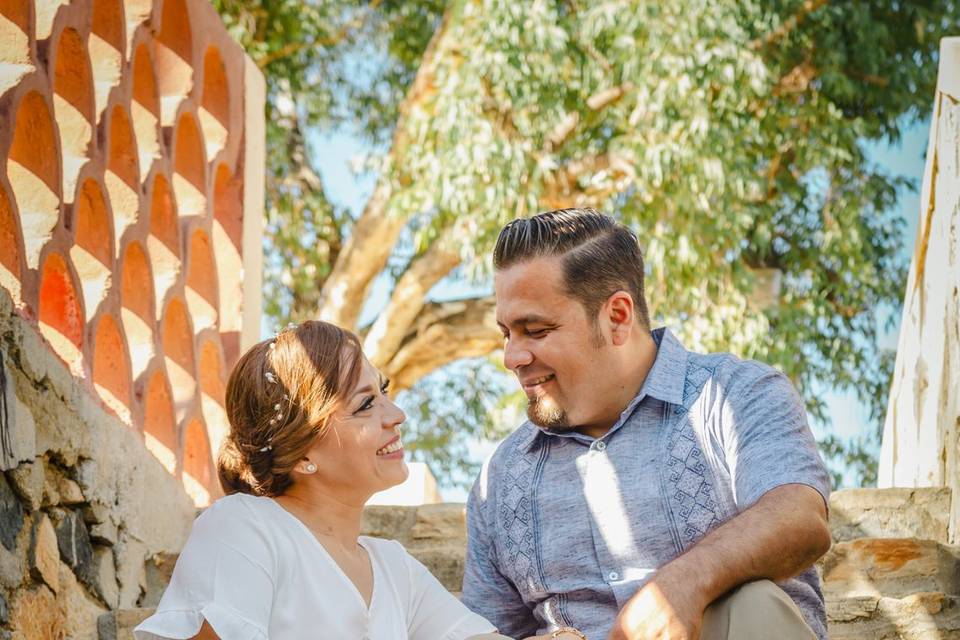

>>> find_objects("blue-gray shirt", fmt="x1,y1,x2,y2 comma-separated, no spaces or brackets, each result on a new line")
463,328,830,640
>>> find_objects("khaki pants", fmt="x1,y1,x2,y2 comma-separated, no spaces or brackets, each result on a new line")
701,579,815,640
467,579,815,640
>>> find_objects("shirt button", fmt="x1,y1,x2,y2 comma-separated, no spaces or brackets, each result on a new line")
591,440,607,452
608,571,620,581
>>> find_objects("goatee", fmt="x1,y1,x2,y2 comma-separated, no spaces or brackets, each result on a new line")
527,396,574,433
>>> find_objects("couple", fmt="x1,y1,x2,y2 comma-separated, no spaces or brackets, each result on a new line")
135,208,831,640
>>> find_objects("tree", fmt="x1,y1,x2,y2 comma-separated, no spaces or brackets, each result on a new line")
214,0,959,487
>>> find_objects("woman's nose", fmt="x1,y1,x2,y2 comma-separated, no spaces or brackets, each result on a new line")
384,398,406,428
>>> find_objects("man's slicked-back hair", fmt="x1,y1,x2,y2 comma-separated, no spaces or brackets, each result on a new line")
493,208,651,331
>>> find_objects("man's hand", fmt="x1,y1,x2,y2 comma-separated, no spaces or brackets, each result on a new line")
607,568,709,640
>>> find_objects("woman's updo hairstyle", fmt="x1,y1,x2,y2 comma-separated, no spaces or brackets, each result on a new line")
217,320,363,497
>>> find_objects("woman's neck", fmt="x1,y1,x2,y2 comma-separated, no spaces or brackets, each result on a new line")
275,482,368,551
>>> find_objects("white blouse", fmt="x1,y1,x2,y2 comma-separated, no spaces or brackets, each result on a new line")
135,493,495,640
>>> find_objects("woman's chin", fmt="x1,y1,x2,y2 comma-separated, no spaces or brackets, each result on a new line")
373,459,410,492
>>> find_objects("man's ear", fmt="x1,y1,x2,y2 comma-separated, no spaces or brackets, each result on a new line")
604,291,635,346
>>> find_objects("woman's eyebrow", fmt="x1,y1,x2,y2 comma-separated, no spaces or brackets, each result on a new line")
350,384,374,399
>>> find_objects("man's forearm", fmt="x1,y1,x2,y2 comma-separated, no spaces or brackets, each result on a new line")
657,483,831,605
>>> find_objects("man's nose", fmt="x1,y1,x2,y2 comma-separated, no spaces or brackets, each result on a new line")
503,338,533,371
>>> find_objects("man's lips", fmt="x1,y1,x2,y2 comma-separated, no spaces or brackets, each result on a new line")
521,374,555,391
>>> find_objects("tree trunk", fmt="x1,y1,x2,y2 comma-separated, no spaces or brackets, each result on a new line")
316,2,465,330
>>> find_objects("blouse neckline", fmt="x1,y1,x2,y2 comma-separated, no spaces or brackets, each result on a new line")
261,495,379,611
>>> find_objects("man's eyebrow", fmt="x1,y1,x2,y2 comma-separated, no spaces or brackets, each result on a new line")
500,315,554,327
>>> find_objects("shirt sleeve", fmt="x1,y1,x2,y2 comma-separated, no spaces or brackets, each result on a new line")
134,501,274,640
461,463,539,639
397,540,496,640
719,363,831,511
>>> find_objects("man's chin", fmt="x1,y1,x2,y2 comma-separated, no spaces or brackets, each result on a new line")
527,400,573,432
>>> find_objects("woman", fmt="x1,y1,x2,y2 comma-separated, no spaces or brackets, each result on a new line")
135,321,584,640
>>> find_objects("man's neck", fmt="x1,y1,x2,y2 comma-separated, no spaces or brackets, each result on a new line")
576,330,659,439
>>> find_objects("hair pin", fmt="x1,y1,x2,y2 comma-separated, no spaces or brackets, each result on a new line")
265,372,277,384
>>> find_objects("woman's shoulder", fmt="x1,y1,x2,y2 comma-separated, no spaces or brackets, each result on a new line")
191,493,279,544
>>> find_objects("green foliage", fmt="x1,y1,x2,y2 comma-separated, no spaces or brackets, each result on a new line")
216,0,959,488
819,434,880,489
394,358,514,490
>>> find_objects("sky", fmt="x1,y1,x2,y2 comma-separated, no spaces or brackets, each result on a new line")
305,113,933,497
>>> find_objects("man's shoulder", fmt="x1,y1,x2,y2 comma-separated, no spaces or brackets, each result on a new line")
682,347,797,417
687,347,782,390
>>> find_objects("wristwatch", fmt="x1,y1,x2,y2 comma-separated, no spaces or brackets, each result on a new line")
550,628,587,640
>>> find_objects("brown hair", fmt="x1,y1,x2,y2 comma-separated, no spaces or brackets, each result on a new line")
493,208,651,331
217,320,363,497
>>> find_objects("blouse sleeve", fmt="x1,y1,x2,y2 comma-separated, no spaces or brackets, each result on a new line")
134,500,275,640
397,541,497,640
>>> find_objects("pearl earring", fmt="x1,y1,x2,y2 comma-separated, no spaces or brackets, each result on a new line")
305,463,317,473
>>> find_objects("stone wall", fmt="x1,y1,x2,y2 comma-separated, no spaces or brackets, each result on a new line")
0,0,263,636
879,37,960,544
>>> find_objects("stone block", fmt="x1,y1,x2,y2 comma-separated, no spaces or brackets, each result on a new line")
58,561,108,640
141,553,178,608
115,532,148,608
409,503,467,548
828,592,960,639
0,360,36,472
43,463,85,507
90,521,119,547
0,525,26,590
29,513,59,593
98,609,154,640
95,546,120,608
408,545,466,593
0,591,7,624
361,505,418,546
0,473,25,552
7,460,44,512
84,501,119,545
830,487,951,544
821,538,960,599
51,507,98,592
9,585,63,640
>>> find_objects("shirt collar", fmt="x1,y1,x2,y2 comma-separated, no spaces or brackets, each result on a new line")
517,326,689,453
640,327,688,406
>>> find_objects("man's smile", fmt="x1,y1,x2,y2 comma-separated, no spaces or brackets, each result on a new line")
521,374,556,392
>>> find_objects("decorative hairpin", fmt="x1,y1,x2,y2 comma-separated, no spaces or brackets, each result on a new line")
259,441,273,453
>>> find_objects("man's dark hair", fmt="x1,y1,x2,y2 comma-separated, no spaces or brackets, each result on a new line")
493,208,650,331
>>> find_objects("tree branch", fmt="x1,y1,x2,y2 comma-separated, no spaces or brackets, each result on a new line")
384,297,500,391
256,0,384,69
749,0,829,51
539,151,636,210
546,84,633,150
363,239,462,368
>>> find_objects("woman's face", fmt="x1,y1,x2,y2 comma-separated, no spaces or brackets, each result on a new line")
305,356,408,500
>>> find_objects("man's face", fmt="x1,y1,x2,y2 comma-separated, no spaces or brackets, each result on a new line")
495,256,617,433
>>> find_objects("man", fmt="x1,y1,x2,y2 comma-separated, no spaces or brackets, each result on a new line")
462,208,832,640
